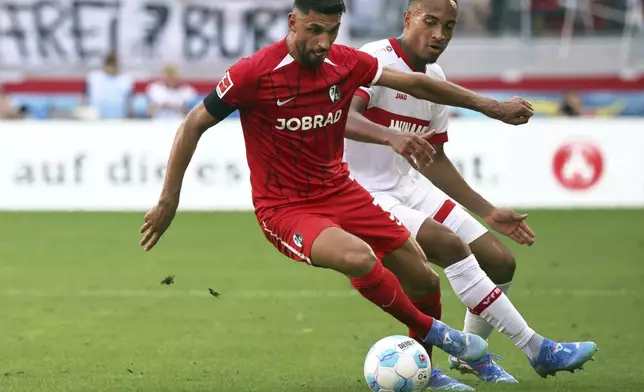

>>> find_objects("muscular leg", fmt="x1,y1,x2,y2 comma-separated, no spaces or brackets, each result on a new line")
310,227,486,362
397,213,544,362
372,193,445,357
380,189,597,378
382,239,441,360
463,232,517,340
433,217,596,379
416,217,471,270
470,232,516,285
310,227,436,344
382,237,441,300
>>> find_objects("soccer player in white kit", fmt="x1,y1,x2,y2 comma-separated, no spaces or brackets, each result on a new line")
344,0,598,390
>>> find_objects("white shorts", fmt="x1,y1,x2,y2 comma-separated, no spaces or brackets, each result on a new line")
371,176,487,244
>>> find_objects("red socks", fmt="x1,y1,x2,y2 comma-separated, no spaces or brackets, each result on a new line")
409,292,442,359
350,260,434,339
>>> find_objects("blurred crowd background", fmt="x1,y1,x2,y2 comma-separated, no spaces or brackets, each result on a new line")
1,0,642,121
350,0,637,37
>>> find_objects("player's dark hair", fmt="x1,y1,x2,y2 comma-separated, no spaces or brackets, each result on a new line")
408,0,458,8
294,0,346,14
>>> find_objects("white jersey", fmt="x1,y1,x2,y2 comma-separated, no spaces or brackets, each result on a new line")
343,37,450,192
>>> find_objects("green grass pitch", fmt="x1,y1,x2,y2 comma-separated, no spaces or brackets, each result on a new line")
1,210,643,392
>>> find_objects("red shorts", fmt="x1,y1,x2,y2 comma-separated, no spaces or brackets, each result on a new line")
258,180,411,265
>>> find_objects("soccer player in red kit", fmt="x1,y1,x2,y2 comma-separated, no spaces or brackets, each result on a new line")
139,0,534,369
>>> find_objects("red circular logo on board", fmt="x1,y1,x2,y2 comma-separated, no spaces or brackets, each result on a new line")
552,141,604,191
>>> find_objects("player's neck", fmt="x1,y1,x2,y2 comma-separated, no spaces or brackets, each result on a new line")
285,34,312,70
398,38,427,73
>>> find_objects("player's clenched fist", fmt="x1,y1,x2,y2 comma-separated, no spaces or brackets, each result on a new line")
388,130,437,171
139,200,178,251
486,97,534,126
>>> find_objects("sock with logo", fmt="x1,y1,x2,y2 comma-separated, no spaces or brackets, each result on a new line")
444,255,545,360
463,281,512,340
351,260,435,339
408,292,442,361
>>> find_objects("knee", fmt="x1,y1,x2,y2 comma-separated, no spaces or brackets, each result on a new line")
497,248,517,282
343,246,378,277
484,248,516,284
421,229,471,264
444,232,471,260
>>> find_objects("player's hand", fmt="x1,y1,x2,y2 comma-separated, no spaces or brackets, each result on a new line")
387,130,437,171
139,200,178,251
487,97,534,126
483,208,535,246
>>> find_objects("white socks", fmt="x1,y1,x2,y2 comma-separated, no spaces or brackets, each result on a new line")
463,281,512,341
445,254,544,360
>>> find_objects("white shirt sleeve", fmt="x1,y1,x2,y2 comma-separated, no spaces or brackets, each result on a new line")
356,43,385,107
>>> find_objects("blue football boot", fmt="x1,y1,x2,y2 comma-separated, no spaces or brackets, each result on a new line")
427,368,475,391
448,353,518,383
424,320,488,363
529,339,598,378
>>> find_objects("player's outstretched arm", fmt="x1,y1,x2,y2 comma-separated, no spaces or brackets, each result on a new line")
158,103,217,204
420,144,534,246
139,103,219,251
346,96,435,170
376,67,534,125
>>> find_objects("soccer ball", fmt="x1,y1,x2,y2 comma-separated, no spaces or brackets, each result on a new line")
363,335,430,392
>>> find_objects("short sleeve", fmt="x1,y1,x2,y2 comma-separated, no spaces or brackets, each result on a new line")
354,86,374,106
352,48,384,106
214,57,258,109
426,65,449,144
354,50,383,88
204,57,258,120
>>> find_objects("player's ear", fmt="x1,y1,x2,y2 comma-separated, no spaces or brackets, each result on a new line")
288,12,297,33
403,11,412,30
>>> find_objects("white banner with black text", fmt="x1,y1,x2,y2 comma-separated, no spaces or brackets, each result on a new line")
0,119,642,210
0,0,352,74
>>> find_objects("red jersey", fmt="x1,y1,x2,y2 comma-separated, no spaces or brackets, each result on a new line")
214,39,382,216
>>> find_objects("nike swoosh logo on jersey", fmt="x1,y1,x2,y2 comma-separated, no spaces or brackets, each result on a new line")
277,97,295,106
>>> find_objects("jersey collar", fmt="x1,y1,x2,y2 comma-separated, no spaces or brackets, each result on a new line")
388,37,427,73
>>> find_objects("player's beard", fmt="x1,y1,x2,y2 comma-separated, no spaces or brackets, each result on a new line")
297,42,323,69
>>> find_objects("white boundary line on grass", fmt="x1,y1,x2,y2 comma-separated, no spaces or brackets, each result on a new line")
1,288,638,299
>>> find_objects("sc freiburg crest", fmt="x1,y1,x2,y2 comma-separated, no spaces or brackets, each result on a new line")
329,85,340,103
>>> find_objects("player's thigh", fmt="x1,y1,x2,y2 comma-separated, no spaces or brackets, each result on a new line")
259,212,337,266
393,203,471,269
310,226,379,277
469,232,516,284
261,208,380,277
